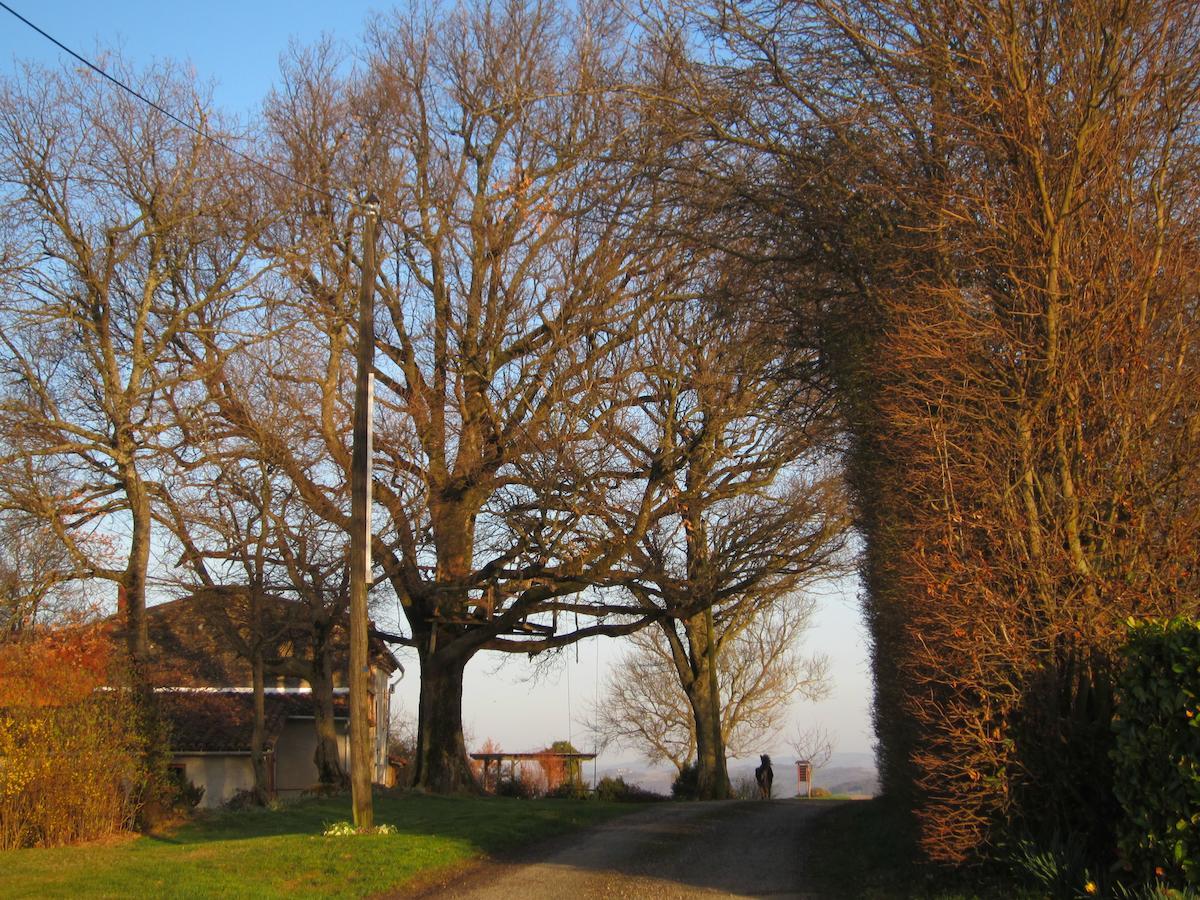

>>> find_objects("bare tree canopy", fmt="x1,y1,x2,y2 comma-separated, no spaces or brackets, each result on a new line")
670,0,1200,865
0,512,85,637
593,598,830,772
602,280,847,798
0,57,269,666
194,0,709,791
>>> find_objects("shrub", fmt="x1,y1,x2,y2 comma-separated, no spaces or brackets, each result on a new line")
546,781,590,800
1009,832,1096,899
1112,618,1200,888
167,766,205,809
495,776,539,799
595,776,665,803
495,762,546,799
0,695,148,849
671,762,699,800
0,624,162,849
595,776,627,802
223,788,266,811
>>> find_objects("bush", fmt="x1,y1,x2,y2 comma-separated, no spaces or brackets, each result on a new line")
167,767,205,810
671,762,699,800
495,774,541,799
546,781,590,800
595,776,665,803
0,695,148,849
0,624,165,849
595,776,627,802
1009,832,1096,899
223,788,267,811
1112,618,1200,889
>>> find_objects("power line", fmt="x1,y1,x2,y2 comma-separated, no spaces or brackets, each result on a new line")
0,0,352,206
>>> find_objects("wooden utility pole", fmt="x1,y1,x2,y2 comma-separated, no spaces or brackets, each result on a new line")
350,194,380,830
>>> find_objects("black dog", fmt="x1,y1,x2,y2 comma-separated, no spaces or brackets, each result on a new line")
754,754,774,799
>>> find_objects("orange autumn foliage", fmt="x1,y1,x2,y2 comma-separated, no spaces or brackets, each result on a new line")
0,621,150,848
0,622,118,708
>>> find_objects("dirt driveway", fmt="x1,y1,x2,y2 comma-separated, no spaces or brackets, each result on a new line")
409,799,840,899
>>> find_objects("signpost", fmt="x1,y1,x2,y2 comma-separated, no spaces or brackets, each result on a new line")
796,760,813,798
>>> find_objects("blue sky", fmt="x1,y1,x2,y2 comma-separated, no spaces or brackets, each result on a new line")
0,0,378,115
0,0,876,772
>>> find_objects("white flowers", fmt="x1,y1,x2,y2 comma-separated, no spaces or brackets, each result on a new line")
322,821,397,836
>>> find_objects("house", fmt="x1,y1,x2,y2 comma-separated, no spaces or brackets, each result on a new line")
138,593,401,807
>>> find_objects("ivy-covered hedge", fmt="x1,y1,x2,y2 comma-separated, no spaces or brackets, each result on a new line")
1112,618,1200,887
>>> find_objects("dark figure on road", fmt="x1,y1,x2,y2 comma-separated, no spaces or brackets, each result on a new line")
755,755,773,799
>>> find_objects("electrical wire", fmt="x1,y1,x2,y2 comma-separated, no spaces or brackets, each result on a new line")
0,0,353,206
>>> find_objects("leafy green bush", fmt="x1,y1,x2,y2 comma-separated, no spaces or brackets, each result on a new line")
1112,617,1200,888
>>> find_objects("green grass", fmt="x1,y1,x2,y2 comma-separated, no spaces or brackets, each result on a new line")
0,791,637,899
803,799,1035,899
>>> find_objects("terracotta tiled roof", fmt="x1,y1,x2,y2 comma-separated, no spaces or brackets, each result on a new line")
157,690,348,753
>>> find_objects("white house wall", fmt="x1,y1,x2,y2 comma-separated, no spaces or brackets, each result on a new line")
176,755,255,809
274,719,350,797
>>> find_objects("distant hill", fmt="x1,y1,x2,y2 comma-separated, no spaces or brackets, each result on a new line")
595,752,880,798
813,766,878,797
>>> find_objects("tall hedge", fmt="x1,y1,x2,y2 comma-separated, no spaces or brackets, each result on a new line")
1112,618,1200,887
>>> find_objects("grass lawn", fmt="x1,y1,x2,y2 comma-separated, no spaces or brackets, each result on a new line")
0,791,637,899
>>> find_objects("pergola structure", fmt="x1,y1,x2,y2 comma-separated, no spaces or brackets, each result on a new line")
470,750,597,793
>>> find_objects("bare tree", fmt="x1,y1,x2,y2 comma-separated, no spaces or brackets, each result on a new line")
162,455,307,803
0,511,83,637
613,289,847,799
199,1,702,792
593,598,830,774
788,724,834,772
0,57,268,669
672,0,1200,864
161,436,377,793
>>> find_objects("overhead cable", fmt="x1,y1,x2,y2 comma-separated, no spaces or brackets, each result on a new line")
0,0,353,206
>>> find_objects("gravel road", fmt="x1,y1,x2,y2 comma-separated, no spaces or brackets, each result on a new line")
408,799,837,899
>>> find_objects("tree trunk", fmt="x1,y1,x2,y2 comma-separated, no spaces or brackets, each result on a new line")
687,669,731,799
250,648,270,805
686,610,730,801
310,645,348,789
411,646,479,793
123,474,153,668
